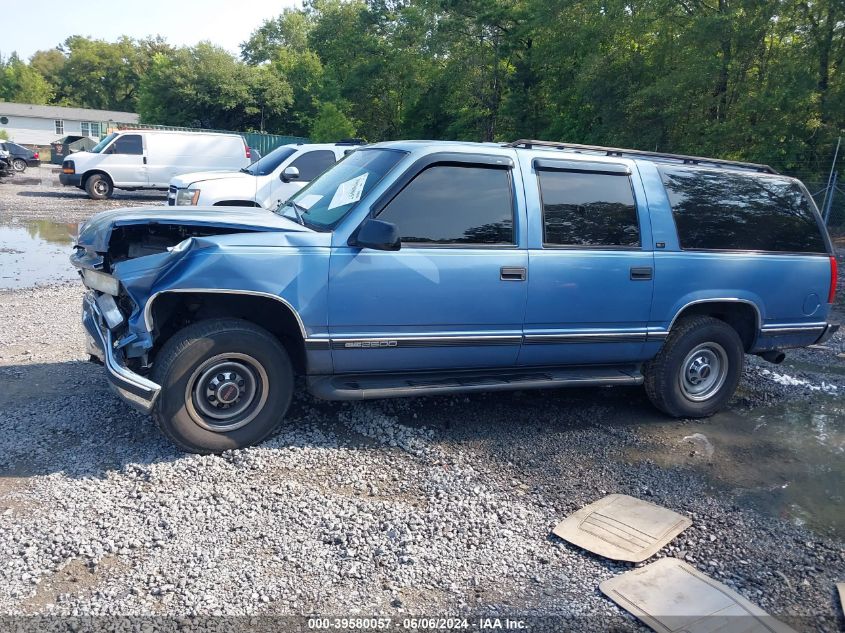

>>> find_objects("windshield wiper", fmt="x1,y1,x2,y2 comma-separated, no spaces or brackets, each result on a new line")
284,200,308,226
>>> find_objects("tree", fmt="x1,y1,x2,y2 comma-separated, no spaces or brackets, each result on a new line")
241,8,313,64
29,49,66,89
0,54,53,104
138,43,292,130
310,102,357,141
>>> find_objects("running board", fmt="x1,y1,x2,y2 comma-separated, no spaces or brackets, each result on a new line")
307,366,643,401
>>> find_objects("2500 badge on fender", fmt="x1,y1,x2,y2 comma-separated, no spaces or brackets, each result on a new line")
72,139,839,453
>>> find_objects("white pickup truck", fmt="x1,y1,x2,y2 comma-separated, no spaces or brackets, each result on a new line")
168,141,364,208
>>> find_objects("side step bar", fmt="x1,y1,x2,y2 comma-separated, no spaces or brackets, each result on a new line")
307,366,643,401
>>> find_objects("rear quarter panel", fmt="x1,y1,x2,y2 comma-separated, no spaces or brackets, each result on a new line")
637,161,832,348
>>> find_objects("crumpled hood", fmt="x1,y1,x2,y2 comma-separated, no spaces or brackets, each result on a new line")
75,206,310,253
170,170,253,188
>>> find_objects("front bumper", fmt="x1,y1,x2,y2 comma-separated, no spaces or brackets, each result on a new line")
82,292,161,413
60,173,82,186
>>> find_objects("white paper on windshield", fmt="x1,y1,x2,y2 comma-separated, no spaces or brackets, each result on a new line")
297,194,323,209
328,174,368,210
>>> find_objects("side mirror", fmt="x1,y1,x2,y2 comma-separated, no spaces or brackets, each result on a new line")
281,166,300,183
351,218,401,251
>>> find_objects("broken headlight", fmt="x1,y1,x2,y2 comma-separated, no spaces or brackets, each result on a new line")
82,269,120,296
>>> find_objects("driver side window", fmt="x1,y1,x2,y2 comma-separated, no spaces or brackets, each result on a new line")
289,150,336,180
377,164,515,245
109,134,143,155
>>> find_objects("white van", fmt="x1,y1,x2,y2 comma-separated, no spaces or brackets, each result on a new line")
167,141,364,209
59,130,251,200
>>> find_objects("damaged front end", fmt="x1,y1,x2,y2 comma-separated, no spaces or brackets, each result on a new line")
71,206,311,413
81,291,162,412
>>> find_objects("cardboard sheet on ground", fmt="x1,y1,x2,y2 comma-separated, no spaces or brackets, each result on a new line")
600,558,797,633
552,494,691,562
837,583,845,616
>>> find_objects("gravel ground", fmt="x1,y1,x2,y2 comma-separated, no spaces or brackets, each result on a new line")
0,171,843,631
1,164,163,222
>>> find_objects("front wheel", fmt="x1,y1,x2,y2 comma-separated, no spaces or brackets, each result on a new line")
85,173,113,199
151,319,293,453
644,315,744,418
11,158,26,172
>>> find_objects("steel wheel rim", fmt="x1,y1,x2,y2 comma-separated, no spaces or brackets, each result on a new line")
185,353,269,432
94,180,108,195
679,342,728,402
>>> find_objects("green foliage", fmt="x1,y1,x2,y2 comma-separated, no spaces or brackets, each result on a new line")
0,54,53,104
1,0,843,206
137,43,292,130
0,129,9,141
310,102,357,141
241,8,313,64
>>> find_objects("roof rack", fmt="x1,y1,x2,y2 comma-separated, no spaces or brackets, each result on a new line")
504,139,776,174
336,138,367,146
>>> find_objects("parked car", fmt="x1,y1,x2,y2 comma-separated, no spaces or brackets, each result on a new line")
60,130,252,200
0,147,13,177
167,141,364,209
72,139,839,453
0,141,41,171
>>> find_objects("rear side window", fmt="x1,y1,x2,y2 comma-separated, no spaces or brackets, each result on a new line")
110,134,143,155
659,167,827,253
289,150,337,180
538,169,640,247
378,165,514,245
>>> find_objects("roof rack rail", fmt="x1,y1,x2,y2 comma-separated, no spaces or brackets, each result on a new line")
335,138,367,146
504,139,776,174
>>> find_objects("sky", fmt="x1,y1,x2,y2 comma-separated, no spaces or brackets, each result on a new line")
5,0,300,60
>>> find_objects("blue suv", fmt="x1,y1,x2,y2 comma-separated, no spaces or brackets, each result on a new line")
72,139,839,453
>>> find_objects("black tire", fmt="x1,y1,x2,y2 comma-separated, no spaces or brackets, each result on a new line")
643,315,744,418
85,173,113,199
11,158,26,172
151,318,293,453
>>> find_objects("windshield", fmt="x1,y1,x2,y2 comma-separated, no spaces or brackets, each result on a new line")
91,133,117,153
278,148,407,229
244,146,297,176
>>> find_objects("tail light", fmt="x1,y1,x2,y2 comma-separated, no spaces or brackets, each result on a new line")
244,140,251,159
33,152,39,160
829,256,838,304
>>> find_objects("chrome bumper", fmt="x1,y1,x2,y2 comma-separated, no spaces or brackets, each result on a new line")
815,322,840,345
82,292,161,413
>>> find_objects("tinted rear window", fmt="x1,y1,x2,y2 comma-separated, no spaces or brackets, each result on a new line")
659,167,827,253
538,169,640,247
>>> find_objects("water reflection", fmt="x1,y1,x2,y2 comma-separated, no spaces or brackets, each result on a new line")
631,398,845,538
0,219,77,289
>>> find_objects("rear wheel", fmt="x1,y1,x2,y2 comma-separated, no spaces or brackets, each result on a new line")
151,319,293,453
644,316,744,418
11,158,26,172
85,173,113,199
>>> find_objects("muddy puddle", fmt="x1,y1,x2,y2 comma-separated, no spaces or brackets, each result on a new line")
630,397,845,538
0,219,78,289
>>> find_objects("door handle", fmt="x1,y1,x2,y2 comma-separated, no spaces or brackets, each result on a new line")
501,267,526,281
630,266,653,280
143,156,147,164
